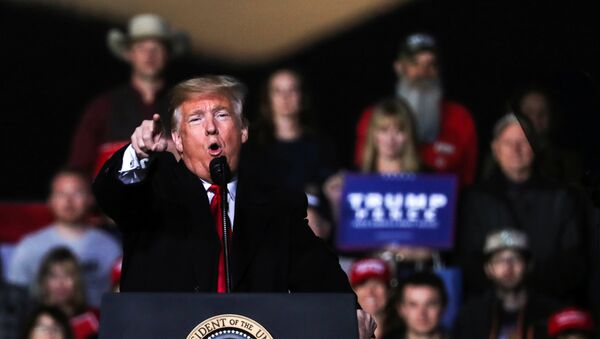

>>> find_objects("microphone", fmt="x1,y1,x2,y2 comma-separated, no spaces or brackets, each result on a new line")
209,156,232,187
209,156,232,293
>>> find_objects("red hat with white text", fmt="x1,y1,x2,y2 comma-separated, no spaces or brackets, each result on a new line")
548,307,594,337
349,258,391,286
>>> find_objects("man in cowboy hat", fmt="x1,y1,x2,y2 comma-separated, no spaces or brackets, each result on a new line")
68,13,187,177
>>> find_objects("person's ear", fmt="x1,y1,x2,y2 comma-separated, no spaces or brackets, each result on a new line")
240,118,249,144
172,129,183,153
393,59,405,78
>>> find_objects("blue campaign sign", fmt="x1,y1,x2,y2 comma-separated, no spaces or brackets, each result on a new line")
336,173,458,251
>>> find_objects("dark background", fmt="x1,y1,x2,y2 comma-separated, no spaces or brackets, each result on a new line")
1,0,598,200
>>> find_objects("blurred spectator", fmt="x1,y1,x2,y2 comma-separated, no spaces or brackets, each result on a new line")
482,86,583,184
33,248,99,339
381,271,448,339
8,169,121,306
454,229,559,339
350,258,391,338
18,306,74,339
242,68,337,193
514,85,582,184
548,307,595,339
457,113,586,301
360,98,420,174
516,86,552,138
68,13,186,176
326,97,442,284
325,97,420,223
354,33,477,187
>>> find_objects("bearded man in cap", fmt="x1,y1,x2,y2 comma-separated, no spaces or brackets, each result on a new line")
454,229,559,339
354,33,478,187
69,13,187,177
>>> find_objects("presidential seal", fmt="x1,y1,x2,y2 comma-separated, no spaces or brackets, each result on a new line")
187,314,273,339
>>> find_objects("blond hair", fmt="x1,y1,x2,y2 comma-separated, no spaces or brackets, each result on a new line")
361,98,420,173
170,75,247,132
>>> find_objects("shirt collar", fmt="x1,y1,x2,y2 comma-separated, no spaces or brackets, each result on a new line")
200,178,237,201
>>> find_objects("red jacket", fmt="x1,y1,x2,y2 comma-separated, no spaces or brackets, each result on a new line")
354,100,477,187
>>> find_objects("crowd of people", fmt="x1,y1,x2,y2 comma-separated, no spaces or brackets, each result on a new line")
0,12,597,339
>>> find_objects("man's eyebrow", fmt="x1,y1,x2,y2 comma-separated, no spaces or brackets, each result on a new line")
212,105,230,113
188,111,203,117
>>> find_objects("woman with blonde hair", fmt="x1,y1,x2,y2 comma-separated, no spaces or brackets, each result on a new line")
361,98,420,174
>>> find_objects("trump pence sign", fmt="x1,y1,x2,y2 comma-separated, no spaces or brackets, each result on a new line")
337,173,457,250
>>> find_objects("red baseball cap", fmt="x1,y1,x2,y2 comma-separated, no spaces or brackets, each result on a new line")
548,307,594,336
349,258,391,287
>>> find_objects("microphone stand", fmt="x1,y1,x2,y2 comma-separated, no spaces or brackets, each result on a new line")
210,156,232,293
221,183,232,293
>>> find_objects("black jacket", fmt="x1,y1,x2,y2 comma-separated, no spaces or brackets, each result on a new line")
93,146,354,295
457,170,587,301
453,290,559,339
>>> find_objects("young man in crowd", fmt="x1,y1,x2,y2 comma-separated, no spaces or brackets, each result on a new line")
354,33,477,187
68,13,186,176
7,169,121,307
382,271,448,339
454,229,559,339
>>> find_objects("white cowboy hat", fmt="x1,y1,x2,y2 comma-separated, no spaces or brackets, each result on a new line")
107,13,187,60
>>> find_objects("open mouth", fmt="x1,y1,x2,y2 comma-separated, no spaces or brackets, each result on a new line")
208,142,222,156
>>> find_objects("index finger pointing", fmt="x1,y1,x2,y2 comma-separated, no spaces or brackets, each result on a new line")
152,114,163,134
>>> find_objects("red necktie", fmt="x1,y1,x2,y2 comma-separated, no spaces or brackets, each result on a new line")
208,184,230,293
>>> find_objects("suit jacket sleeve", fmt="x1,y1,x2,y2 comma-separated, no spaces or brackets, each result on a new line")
92,144,154,231
286,193,355,296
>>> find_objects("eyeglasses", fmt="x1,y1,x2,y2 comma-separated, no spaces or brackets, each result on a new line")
490,255,524,266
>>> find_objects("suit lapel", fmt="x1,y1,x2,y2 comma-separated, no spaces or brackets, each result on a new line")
172,160,221,289
230,178,271,289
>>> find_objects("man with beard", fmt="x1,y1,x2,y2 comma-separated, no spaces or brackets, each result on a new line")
354,33,477,187
68,13,186,177
454,229,559,339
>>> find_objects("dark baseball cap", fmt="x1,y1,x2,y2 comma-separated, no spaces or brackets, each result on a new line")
398,33,437,59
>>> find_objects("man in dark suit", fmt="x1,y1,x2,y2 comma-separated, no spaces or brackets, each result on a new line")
93,75,375,338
